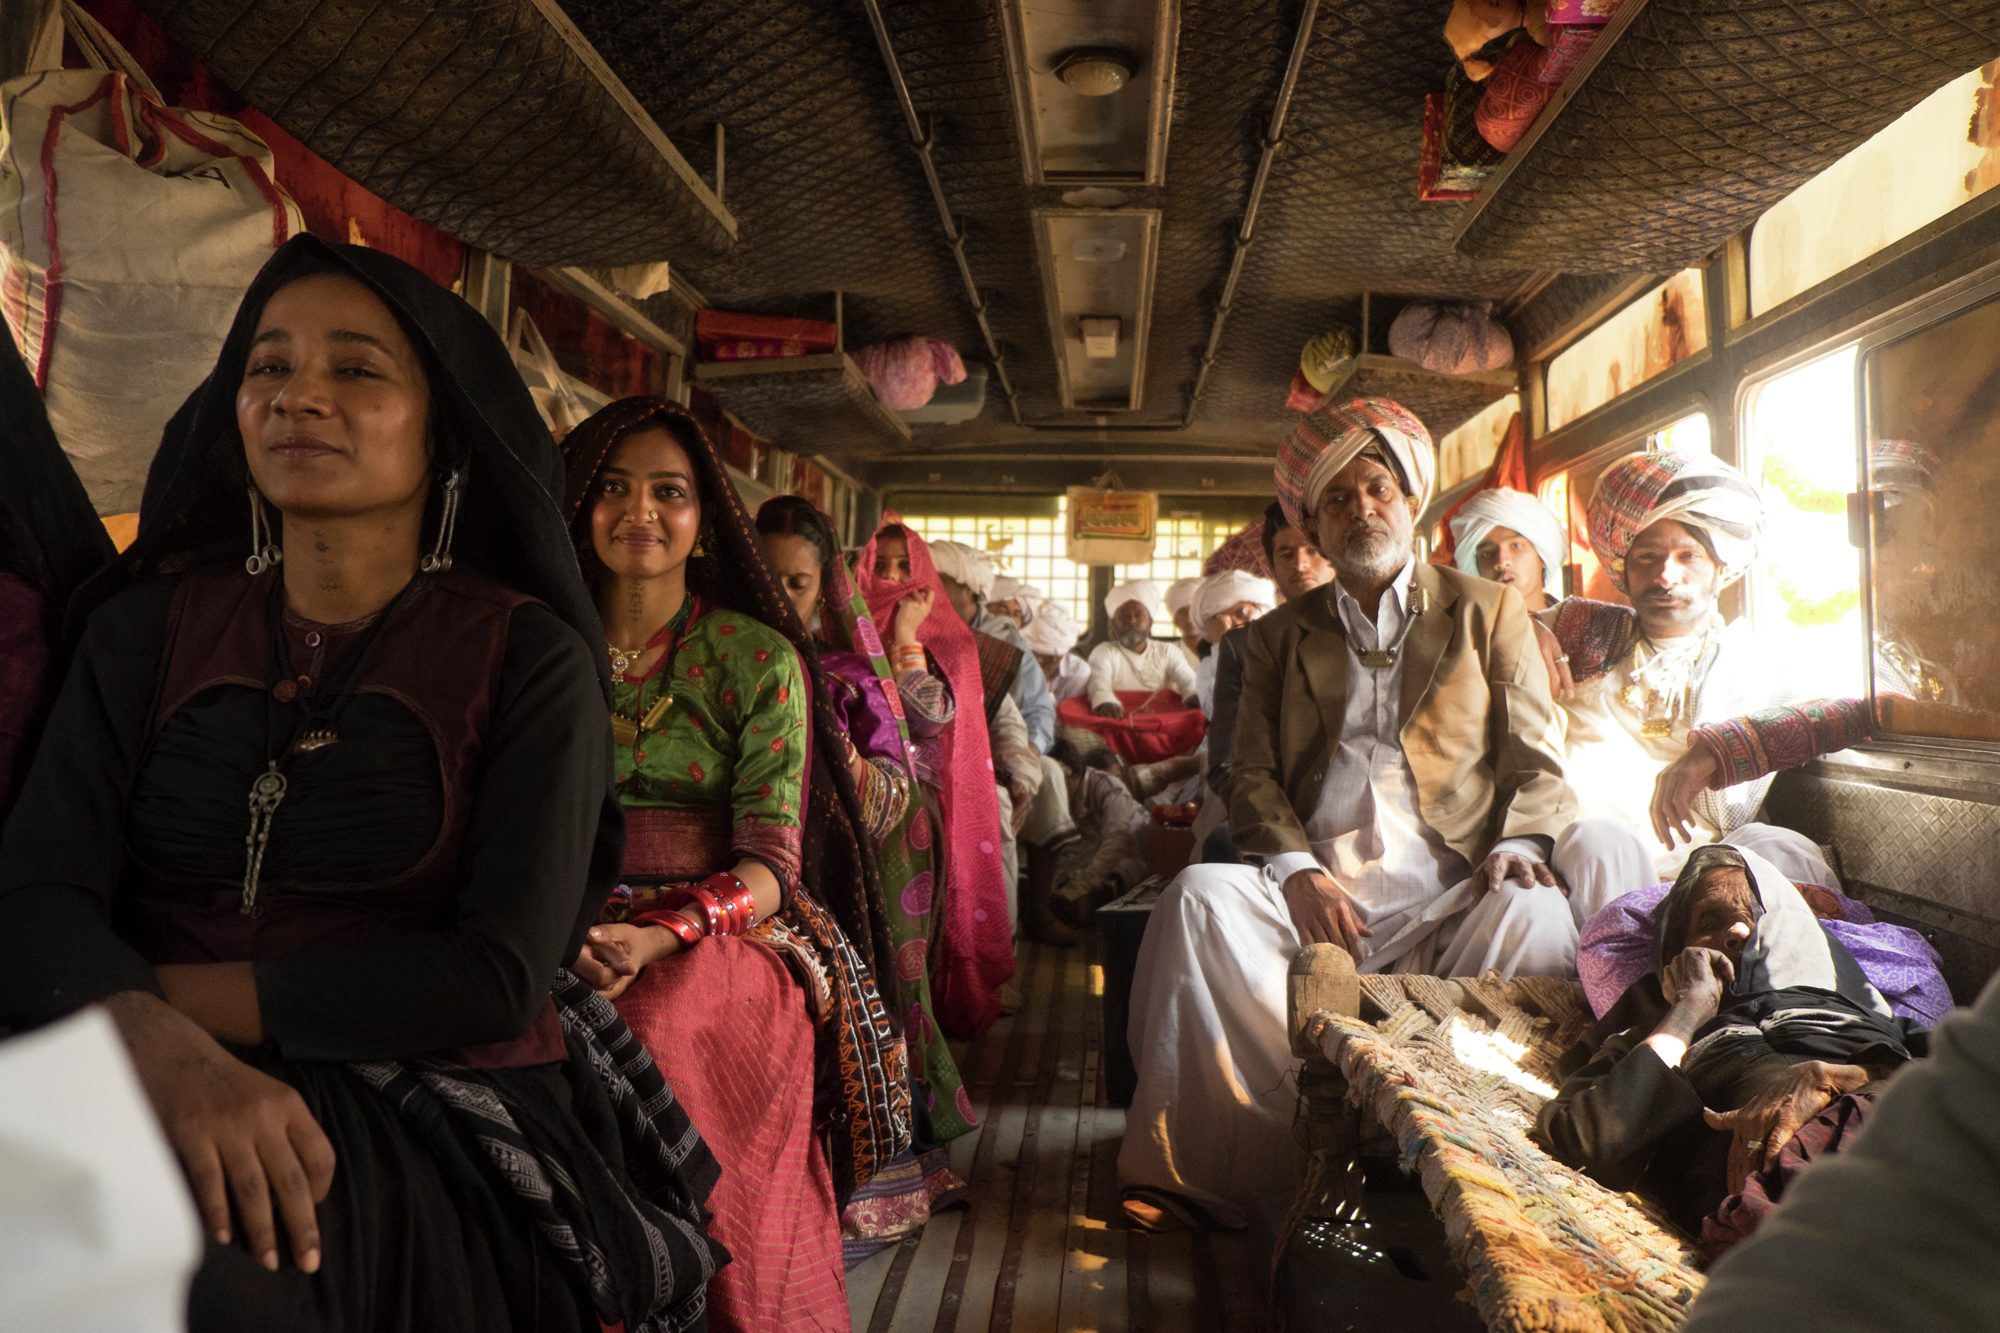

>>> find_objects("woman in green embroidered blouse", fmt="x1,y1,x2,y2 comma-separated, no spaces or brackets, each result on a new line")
560,397,908,1332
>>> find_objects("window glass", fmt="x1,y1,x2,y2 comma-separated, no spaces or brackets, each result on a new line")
1751,64,2000,317
1862,294,2000,740
1741,346,1865,699
1546,272,1708,431
898,500,1259,639
1436,393,1520,491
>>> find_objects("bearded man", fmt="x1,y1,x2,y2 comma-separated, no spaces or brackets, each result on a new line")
1119,396,1580,1231
1085,579,1199,718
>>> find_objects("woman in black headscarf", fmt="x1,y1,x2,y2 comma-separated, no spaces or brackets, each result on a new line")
0,317,115,818
1536,842,1927,1248
0,236,724,1332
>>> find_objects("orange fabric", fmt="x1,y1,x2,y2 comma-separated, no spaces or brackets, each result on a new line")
614,940,848,1332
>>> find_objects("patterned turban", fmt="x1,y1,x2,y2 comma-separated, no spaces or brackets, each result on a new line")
1586,451,1763,594
1450,488,1567,599
1192,571,1276,644
1104,578,1165,622
1022,601,1079,655
929,540,996,598
1274,396,1436,534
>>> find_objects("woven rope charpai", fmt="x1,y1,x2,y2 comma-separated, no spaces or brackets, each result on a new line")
1307,973,1704,1333
1456,0,2000,273
136,0,735,269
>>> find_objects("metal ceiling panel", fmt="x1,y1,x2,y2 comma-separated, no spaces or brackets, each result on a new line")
1034,208,1161,410
999,0,1178,184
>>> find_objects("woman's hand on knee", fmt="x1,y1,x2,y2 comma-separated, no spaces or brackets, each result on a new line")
105,992,334,1274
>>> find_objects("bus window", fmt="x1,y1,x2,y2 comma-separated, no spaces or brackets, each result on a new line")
1751,63,2000,317
1545,272,1708,431
1741,345,1865,698
898,506,1092,630
1863,292,2000,739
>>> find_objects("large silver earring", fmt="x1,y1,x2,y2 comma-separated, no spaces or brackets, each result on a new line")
245,486,282,575
420,466,467,574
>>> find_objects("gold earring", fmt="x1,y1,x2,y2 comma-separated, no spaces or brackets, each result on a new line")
691,534,708,558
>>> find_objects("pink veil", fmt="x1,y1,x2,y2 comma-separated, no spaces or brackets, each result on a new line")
854,513,1014,1037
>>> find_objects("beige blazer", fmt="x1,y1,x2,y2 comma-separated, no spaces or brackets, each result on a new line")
1229,561,1575,870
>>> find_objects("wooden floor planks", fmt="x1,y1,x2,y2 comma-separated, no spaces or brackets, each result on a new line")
849,936,1226,1333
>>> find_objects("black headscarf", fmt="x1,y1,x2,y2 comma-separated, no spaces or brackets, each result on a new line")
0,317,114,613
560,397,896,993
71,235,609,702
68,234,622,880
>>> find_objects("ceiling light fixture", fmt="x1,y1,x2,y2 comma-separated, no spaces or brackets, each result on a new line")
1054,48,1136,97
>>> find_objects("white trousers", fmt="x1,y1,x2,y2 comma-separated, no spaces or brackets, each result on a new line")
1117,859,1583,1225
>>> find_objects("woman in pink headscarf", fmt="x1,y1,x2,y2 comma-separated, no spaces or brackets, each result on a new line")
855,513,1015,1038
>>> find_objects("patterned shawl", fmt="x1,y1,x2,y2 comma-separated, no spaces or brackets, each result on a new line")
855,513,1014,1039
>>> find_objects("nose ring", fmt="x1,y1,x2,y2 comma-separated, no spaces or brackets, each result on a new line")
646,510,658,522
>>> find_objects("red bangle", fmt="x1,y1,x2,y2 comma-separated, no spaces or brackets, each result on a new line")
662,884,726,937
631,908,704,949
697,870,758,936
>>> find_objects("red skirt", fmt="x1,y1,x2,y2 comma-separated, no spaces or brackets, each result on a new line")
610,807,847,1330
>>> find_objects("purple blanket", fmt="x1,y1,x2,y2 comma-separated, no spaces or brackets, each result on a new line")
1579,883,1954,1028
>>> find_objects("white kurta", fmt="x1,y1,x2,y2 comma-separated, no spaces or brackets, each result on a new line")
1560,617,1794,879
1118,564,1606,1224
1084,639,1199,709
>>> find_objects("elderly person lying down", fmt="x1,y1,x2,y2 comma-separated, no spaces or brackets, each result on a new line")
1536,844,1929,1255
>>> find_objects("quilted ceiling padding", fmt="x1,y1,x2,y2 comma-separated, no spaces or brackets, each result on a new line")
133,0,735,269
562,0,1539,449
1456,0,2000,272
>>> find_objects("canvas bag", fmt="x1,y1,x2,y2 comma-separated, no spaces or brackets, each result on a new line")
0,0,300,513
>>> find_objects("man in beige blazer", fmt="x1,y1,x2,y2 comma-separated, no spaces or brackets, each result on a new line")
1120,396,1592,1232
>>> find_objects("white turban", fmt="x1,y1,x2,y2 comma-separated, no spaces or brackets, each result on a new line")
1164,577,1203,617
990,575,1027,604
1103,578,1164,622
1449,489,1567,599
1192,571,1276,644
1022,601,1079,655
929,540,996,599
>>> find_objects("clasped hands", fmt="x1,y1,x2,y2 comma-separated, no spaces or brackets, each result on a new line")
572,917,692,1000
1281,848,1559,959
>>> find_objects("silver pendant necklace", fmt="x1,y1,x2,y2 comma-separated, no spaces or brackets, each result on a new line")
1357,575,1426,669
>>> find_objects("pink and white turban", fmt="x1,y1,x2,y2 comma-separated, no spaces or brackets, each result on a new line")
1274,396,1436,534
1586,451,1763,594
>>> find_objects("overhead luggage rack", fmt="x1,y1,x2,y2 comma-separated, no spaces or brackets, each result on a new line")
1327,354,1517,441
692,353,912,466
136,0,735,269
1452,0,2000,273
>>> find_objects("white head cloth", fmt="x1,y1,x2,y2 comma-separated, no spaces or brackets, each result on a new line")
930,540,996,599
1022,601,1079,655
1104,578,1165,622
1164,576,1203,617
1449,489,1567,599
1192,571,1277,643
990,575,1027,604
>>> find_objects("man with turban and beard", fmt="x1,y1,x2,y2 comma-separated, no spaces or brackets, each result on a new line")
1086,578,1200,717
1118,396,1579,1231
